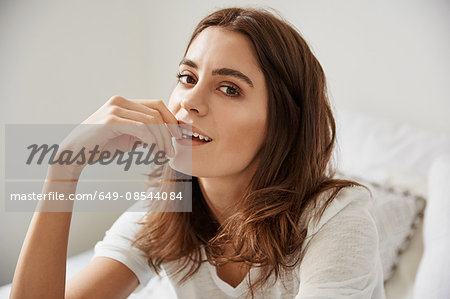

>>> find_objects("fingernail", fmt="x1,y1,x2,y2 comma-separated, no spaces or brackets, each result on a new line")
167,146,175,157
168,124,182,139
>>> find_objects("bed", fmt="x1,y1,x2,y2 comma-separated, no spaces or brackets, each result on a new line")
1,108,449,298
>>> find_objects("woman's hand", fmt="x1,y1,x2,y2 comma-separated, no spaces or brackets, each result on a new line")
56,95,181,175
10,95,177,299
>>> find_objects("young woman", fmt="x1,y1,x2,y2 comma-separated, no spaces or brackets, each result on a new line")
11,7,385,299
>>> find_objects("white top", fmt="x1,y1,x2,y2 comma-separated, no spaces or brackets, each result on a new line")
92,186,386,298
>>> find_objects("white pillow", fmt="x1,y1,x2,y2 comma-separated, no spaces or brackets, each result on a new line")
413,153,450,299
333,108,450,284
334,108,450,198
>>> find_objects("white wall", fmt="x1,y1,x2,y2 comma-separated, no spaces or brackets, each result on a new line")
1,0,448,285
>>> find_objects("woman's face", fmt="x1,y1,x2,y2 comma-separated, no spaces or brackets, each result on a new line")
168,26,268,178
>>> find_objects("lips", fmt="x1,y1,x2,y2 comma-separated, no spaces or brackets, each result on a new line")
180,128,212,142
177,121,213,142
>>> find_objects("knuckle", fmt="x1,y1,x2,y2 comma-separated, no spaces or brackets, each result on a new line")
108,95,124,105
104,115,118,124
150,107,162,117
144,109,157,119
145,116,156,124
109,105,121,115
154,99,164,107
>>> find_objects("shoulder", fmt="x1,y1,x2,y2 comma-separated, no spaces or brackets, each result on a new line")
299,185,380,276
296,186,384,297
303,185,374,244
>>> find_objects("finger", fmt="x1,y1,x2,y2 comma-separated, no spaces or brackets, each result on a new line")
146,115,174,158
114,98,182,139
146,124,165,157
113,98,162,120
133,99,182,138
132,99,177,124
110,107,169,155
106,116,160,152
161,124,175,157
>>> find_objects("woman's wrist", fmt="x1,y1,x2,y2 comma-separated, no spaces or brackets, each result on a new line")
46,164,83,181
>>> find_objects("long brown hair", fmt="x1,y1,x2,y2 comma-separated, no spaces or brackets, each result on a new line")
133,7,366,297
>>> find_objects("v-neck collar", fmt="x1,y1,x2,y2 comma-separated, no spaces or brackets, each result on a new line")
201,245,260,297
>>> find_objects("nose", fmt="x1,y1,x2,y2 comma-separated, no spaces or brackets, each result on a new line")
180,84,209,116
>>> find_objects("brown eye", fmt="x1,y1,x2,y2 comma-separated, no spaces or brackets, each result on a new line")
177,73,196,85
185,76,196,84
219,85,241,97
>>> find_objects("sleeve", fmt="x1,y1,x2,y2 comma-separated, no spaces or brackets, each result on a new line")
91,200,155,287
296,188,386,299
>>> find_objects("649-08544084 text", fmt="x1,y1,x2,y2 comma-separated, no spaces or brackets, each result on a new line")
9,191,184,201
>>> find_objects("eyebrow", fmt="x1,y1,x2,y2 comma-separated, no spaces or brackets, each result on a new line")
179,58,254,88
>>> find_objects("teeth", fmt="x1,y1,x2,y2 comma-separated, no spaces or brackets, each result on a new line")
180,128,212,141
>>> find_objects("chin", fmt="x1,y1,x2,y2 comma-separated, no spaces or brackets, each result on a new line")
169,139,214,176
168,159,212,177
168,155,192,176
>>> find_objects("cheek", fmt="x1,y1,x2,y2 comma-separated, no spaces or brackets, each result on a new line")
219,113,267,160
